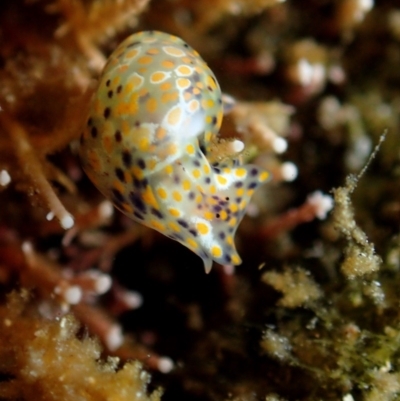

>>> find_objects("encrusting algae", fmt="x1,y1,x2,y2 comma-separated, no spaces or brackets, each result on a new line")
1,1,400,401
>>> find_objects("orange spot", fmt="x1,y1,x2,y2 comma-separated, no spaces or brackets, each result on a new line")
118,64,129,73
103,136,113,154
121,120,130,135
167,106,182,126
112,76,121,87
161,91,179,103
177,78,190,89
161,60,175,68
160,82,172,91
181,57,192,64
163,46,185,57
124,49,139,58
124,171,132,184
193,87,201,95
143,186,159,209
156,127,167,140
138,56,153,64
196,82,204,89
87,150,101,172
150,220,165,231
183,92,192,101
147,48,160,55
138,137,150,152
188,100,199,112
131,165,143,179
177,65,192,75
166,143,177,155
113,180,125,194
148,158,157,170
122,203,133,214
151,71,167,83
146,98,158,113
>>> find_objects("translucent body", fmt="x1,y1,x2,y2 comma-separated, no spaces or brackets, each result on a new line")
79,31,270,272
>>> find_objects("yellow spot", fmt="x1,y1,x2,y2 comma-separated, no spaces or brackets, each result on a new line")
193,87,201,95
196,82,204,89
235,168,247,178
182,57,192,64
226,236,234,245
167,106,182,126
139,137,150,152
217,176,227,185
211,245,222,258
203,164,210,174
197,222,209,235
113,180,125,194
160,82,172,91
205,132,212,142
164,165,173,175
239,200,246,210
142,186,159,209
196,194,202,203
204,211,213,221
220,210,228,220
236,188,244,196
177,65,192,75
205,115,212,124
146,98,158,113
150,220,165,231
210,185,216,194
259,171,270,182
247,189,255,197
201,99,215,109
169,208,181,217
229,217,237,227
232,254,241,265
157,187,167,199
173,191,182,202
163,46,185,57
177,78,190,89
187,238,198,249
168,221,181,232
161,60,175,68
138,56,153,64
183,92,192,101
230,203,238,213
131,166,143,179
192,169,201,179
186,144,195,155
206,75,217,90
182,180,191,191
